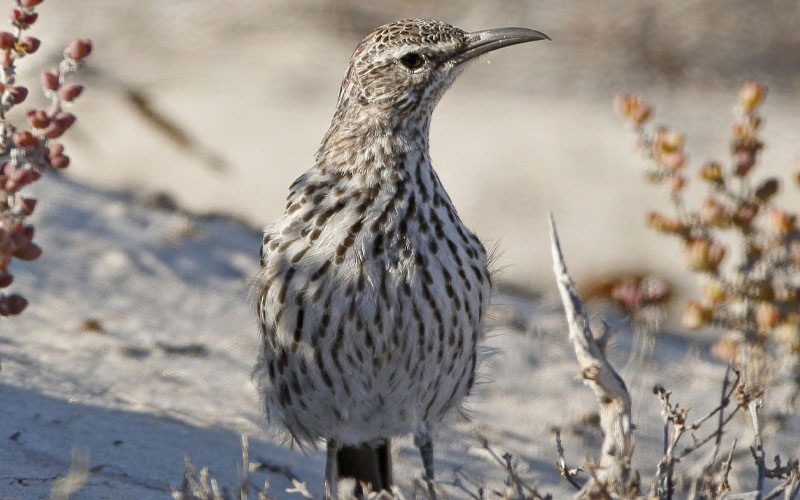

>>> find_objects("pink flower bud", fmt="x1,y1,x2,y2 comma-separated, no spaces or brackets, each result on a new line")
708,243,726,267
609,278,642,309
41,112,75,139
640,276,670,304
614,93,652,125
734,150,755,176
18,197,36,215
48,142,64,157
49,154,69,169
66,38,92,61
738,81,767,112
661,151,686,170
0,51,12,67
10,9,36,26
3,165,34,192
41,69,59,90
8,85,27,104
9,166,25,184
685,238,726,272
0,271,12,288
0,293,28,316
754,178,779,203
43,122,64,139
699,198,727,226
26,109,49,129
3,178,17,192
17,36,39,54
732,203,759,229
12,242,40,260
12,130,39,148
699,161,723,183
0,31,14,49
54,111,76,130
57,83,83,101
668,176,685,193
19,0,43,7
646,212,685,234
653,128,685,156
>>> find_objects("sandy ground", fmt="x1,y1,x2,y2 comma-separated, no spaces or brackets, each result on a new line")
2,1,800,498
2,174,799,499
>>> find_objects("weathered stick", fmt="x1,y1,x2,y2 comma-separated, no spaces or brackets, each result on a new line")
749,400,766,500
549,213,634,497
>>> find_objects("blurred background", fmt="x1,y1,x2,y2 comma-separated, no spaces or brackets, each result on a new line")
26,0,800,300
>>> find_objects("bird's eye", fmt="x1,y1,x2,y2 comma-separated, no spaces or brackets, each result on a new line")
399,53,424,70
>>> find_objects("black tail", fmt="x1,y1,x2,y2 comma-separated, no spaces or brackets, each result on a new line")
336,439,392,495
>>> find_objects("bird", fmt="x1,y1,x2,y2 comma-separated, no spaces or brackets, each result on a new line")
253,19,548,498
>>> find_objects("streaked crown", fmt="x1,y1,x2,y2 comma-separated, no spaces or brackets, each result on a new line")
335,19,468,120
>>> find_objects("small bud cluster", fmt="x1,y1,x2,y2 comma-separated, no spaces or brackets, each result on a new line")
0,0,91,316
585,274,671,315
584,273,671,339
616,81,800,356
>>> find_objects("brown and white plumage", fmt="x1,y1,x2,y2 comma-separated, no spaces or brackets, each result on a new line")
253,19,548,498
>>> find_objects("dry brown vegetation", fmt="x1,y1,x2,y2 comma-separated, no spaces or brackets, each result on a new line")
0,0,91,316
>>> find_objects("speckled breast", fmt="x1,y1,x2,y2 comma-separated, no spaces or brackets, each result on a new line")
254,160,491,444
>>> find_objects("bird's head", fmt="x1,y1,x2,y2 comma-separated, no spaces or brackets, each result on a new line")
335,19,549,125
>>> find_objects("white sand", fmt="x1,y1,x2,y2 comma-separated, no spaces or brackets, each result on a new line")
2,175,798,498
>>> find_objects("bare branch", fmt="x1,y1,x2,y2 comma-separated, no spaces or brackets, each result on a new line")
722,492,759,499
750,400,766,500
763,474,799,500
554,429,584,491
549,214,634,498
719,439,738,496
679,368,742,460
477,435,553,500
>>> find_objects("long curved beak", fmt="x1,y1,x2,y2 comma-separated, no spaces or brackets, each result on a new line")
453,27,550,65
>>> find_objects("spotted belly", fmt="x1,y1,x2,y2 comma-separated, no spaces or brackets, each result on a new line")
256,245,488,444
254,166,491,444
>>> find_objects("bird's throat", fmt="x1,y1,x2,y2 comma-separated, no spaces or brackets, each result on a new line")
316,111,431,179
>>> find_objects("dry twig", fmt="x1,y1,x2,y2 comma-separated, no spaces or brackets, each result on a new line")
549,214,634,498
554,429,584,491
